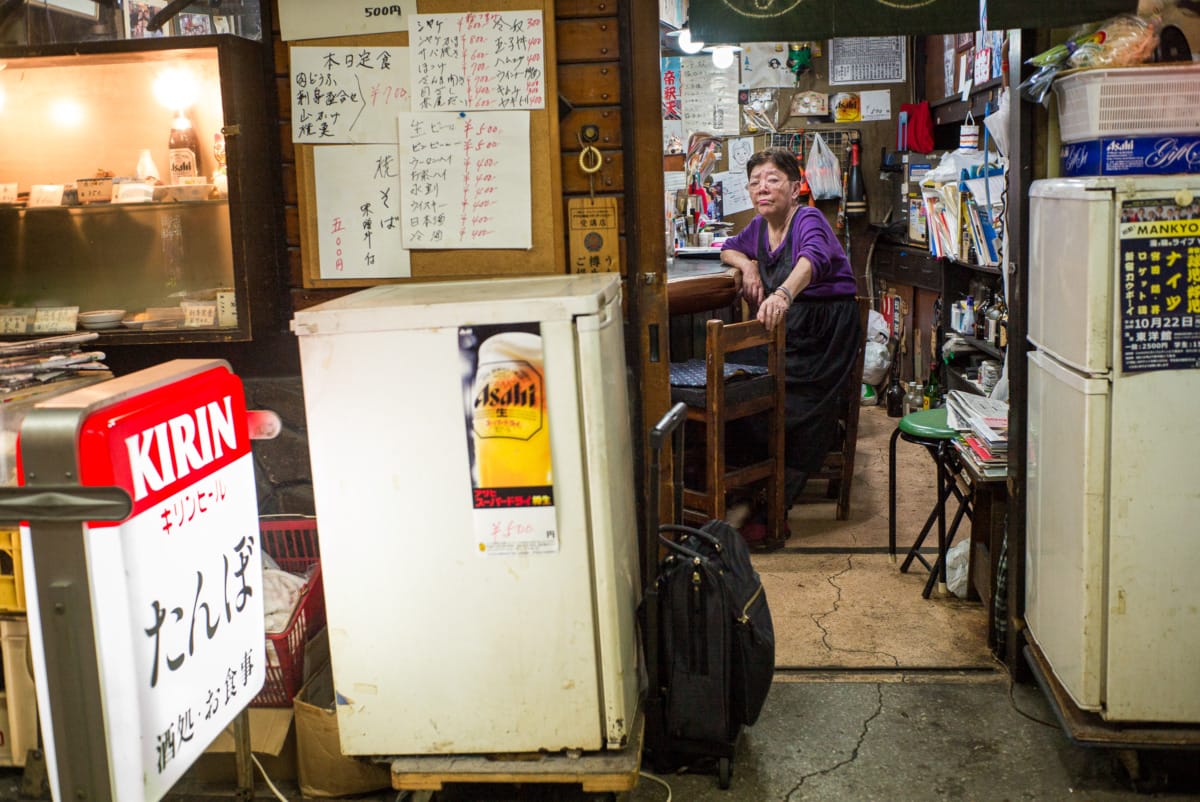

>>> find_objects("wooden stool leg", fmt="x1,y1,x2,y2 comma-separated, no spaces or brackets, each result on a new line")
888,427,901,562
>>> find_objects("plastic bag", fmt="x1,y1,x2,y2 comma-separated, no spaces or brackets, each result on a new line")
862,341,890,386
946,539,971,599
805,134,841,200
866,309,889,344
1018,13,1160,105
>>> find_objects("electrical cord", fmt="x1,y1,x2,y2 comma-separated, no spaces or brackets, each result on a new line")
250,752,290,802
639,770,674,801
999,659,1058,729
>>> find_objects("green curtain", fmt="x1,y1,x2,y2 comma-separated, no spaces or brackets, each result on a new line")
689,0,1139,43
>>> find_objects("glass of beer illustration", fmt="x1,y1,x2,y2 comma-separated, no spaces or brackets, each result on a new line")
470,331,552,488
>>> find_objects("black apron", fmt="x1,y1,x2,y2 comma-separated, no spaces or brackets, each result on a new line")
752,219,860,476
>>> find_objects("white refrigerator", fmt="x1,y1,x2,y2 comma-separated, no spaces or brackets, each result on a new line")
291,273,641,754
1026,176,1200,723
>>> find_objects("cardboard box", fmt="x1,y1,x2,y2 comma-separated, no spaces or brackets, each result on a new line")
184,707,297,786
294,662,392,798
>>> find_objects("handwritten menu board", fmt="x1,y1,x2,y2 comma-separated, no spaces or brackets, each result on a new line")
409,11,546,111
398,111,530,250
314,145,410,278
679,55,739,137
291,46,411,143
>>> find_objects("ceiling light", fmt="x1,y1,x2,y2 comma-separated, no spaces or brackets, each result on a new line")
706,45,741,70
677,29,706,55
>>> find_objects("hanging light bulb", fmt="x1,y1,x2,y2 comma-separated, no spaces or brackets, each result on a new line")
677,29,706,55
710,45,738,70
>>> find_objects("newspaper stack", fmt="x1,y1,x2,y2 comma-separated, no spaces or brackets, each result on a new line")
946,390,1007,480
0,333,110,396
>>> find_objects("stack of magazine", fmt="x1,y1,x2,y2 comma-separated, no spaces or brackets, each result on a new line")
946,390,1007,479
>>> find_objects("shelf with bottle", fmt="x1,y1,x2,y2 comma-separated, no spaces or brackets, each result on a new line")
0,36,284,357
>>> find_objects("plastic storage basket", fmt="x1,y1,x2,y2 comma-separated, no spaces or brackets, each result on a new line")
0,528,24,613
1054,64,1200,143
252,517,325,707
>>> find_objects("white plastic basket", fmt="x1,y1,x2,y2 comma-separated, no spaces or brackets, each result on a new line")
1054,64,1200,143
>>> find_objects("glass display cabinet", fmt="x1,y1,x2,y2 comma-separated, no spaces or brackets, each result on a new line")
0,34,284,349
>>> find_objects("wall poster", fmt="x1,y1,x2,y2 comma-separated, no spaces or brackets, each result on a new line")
1118,198,1200,373
459,322,558,556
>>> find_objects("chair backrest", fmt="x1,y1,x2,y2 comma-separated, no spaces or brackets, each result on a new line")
703,318,785,417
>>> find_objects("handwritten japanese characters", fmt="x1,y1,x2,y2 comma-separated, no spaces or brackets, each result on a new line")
398,111,530,249
314,145,411,278
291,46,412,143
409,11,545,111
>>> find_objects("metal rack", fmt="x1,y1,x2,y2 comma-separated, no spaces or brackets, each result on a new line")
769,128,861,171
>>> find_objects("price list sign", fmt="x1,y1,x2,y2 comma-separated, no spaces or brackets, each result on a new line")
397,110,530,249
408,11,546,112
1118,199,1200,373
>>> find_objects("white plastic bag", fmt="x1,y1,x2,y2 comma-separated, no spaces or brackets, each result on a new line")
862,341,890,386
946,539,971,599
805,134,842,200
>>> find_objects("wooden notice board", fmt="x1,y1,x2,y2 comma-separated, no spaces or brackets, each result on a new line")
294,0,563,288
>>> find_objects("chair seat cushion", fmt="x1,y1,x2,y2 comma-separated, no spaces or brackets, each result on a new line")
670,359,774,407
898,407,955,439
669,359,768,387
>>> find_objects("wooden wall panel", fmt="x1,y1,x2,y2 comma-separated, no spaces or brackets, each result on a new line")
556,0,615,17
555,19,619,61
560,106,623,150
558,63,621,106
561,151,624,194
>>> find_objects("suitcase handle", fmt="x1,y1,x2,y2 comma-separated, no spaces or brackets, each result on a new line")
659,523,723,552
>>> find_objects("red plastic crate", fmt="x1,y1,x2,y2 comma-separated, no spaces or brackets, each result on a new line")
252,517,325,707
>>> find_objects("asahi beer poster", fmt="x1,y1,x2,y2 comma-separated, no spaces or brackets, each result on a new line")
459,322,558,555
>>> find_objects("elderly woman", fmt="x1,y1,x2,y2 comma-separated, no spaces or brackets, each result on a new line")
720,147,860,547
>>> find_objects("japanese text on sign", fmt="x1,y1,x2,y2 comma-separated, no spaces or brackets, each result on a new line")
409,11,546,111
398,111,531,249
1118,200,1200,372
829,36,906,85
291,46,411,143
314,145,411,278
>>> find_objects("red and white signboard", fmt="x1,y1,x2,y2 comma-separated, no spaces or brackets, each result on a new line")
21,361,265,801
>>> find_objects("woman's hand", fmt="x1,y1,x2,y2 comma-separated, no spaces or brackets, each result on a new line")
741,263,765,307
756,291,789,332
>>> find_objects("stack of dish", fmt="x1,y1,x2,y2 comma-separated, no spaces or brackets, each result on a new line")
78,309,125,331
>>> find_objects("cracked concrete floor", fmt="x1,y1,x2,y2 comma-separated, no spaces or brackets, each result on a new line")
622,676,1200,802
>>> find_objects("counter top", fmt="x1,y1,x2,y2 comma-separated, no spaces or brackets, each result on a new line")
667,257,742,316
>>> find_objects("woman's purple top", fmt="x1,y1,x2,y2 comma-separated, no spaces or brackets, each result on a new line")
721,207,857,298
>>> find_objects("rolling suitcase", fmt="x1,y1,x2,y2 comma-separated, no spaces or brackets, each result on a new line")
641,403,775,789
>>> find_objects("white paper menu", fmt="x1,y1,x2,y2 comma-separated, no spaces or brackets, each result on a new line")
397,111,531,250
408,11,546,111
291,46,411,143
314,145,411,279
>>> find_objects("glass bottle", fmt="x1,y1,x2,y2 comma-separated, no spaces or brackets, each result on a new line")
923,359,940,410
885,344,906,417
168,110,200,183
903,382,924,416
998,299,1009,350
974,290,990,341
987,293,1004,346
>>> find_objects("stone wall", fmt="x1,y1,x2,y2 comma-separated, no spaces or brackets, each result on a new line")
244,376,314,516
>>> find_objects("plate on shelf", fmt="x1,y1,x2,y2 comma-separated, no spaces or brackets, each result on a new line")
122,315,147,329
80,320,123,331
79,309,125,325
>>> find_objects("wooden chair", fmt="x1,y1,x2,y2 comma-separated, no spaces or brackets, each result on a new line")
795,297,872,520
668,318,786,542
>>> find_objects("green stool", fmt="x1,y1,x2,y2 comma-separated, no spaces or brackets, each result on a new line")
888,407,972,598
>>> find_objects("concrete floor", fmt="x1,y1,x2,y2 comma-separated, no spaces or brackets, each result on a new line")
5,674,1194,801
